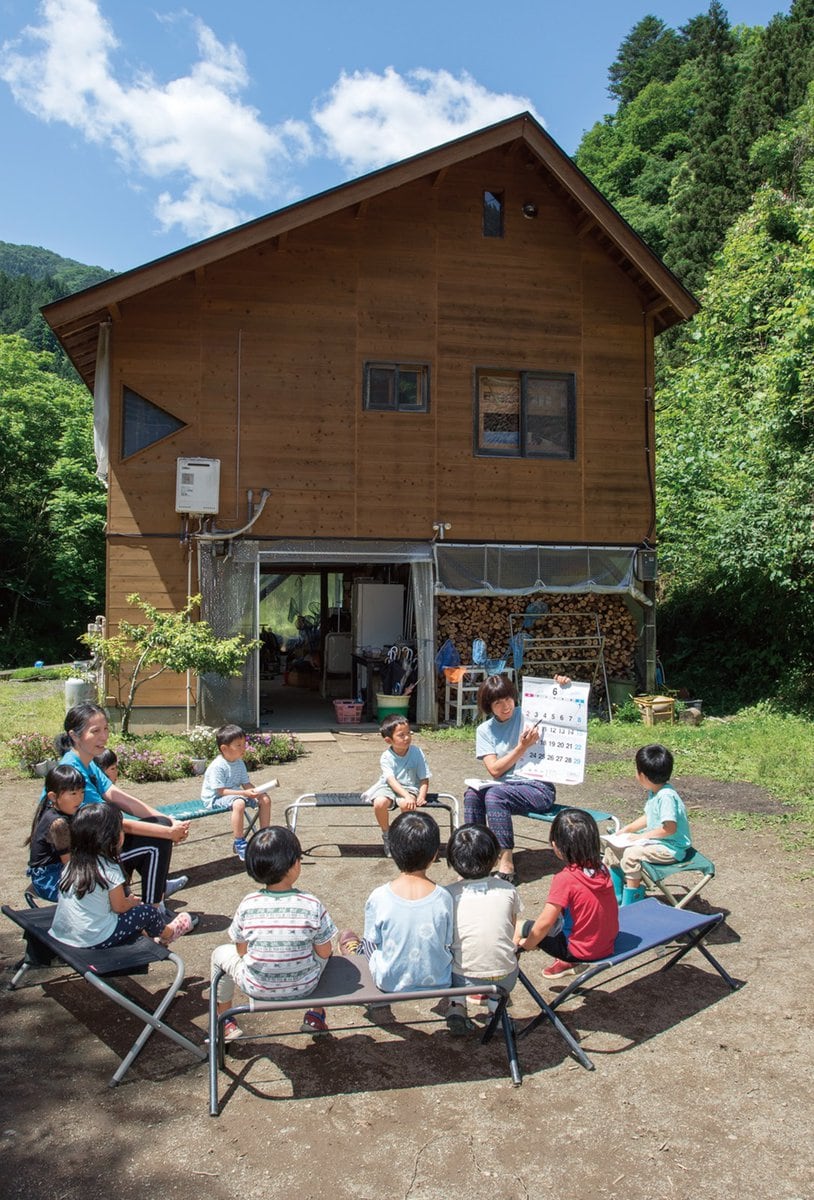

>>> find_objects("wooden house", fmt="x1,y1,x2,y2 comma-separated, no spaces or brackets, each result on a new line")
43,112,698,729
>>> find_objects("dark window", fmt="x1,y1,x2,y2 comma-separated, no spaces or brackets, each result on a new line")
475,370,576,458
483,190,504,238
121,386,186,458
364,363,430,412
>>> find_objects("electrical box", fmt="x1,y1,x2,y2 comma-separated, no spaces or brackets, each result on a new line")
175,457,221,515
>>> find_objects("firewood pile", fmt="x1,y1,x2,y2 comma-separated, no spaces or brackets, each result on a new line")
436,593,638,700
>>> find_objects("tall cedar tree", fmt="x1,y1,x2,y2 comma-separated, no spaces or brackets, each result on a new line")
665,2,743,293
607,15,688,105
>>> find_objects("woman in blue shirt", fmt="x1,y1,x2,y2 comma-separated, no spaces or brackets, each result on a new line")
54,703,190,908
463,673,569,885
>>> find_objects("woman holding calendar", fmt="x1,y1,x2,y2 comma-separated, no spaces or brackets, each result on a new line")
463,673,570,885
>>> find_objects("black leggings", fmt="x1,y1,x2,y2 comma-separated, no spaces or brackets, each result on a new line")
120,817,174,905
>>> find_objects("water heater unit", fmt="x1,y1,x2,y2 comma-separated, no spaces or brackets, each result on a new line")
175,457,221,515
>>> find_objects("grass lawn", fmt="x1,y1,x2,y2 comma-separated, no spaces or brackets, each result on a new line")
426,704,814,848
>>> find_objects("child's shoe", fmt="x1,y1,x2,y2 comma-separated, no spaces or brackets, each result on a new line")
222,1018,243,1042
301,1009,329,1036
445,1009,475,1036
382,830,392,857
339,929,362,955
622,884,646,906
160,911,194,945
542,958,577,979
233,837,248,861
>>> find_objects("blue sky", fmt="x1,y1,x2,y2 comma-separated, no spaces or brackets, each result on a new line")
0,0,792,272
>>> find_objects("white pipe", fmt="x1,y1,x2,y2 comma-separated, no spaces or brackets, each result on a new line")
194,489,271,541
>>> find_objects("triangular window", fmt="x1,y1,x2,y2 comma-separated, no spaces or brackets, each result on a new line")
121,386,186,458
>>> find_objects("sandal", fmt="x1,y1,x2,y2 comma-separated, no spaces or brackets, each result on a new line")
494,870,520,886
301,1009,329,1036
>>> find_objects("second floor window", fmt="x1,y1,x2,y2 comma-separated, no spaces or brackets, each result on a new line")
475,369,576,458
364,362,430,412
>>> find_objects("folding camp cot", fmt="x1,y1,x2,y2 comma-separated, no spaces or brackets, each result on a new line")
513,897,742,1071
284,791,460,842
209,952,518,1115
2,902,206,1086
155,778,277,831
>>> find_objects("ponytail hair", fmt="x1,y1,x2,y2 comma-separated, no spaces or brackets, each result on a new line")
57,702,107,755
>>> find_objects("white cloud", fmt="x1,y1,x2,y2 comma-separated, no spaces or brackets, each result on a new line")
0,3,544,242
0,0,312,238
313,66,542,174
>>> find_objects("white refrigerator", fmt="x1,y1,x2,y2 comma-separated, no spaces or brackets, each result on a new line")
352,581,405,652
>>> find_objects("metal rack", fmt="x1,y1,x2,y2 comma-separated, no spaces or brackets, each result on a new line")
509,611,611,719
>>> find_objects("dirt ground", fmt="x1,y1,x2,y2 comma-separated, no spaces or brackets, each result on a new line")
1,729,812,1200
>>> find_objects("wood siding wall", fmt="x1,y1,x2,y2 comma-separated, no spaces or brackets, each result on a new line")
105,148,653,705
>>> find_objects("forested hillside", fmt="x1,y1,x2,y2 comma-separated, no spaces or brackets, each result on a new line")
0,242,113,664
0,242,115,374
574,0,814,709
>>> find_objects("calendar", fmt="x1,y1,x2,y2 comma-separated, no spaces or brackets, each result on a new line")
515,676,590,785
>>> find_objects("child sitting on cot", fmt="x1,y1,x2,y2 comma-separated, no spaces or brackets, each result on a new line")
363,714,431,858
211,826,336,1041
444,824,523,1034
49,803,194,948
603,743,693,905
201,723,272,861
515,808,618,979
26,763,85,901
340,809,453,992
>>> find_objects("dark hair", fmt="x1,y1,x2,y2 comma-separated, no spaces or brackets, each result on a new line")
94,748,118,772
25,764,85,847
477,673,517,717
549,809,602,870
635,743,674,786
245,825,302,885
216,723,246,749
57,702,108,755
388,810,440,873
446,824,500,878
380,713,409,740
59,803,123,898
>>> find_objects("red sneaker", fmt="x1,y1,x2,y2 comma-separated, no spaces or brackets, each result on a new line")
542,958,578,979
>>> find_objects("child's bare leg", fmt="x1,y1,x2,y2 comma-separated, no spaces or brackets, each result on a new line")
230,797,247,839
373,794,391,831
258,793,272,828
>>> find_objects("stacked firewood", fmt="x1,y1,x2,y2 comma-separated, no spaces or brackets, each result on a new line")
436,593,638,698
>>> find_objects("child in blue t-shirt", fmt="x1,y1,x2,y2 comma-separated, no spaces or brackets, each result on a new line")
603,743,692,905
363,715,431,858
201,724,272,860
339,810,453,992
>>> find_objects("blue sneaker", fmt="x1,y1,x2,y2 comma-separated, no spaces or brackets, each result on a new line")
233,838,248,861
164,875,188,899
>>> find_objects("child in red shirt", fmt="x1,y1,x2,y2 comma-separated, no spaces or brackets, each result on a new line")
515,808,618,979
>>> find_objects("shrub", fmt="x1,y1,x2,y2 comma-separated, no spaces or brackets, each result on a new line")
8,731,59,775
244,732,303,769
182,725,218,760
113,741,195,784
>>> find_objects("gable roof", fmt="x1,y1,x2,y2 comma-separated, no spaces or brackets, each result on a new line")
43,112,698,390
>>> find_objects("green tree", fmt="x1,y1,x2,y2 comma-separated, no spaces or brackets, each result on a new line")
608,15,688,105
85,594,260,735
0,334,106,665
656,107,814,706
